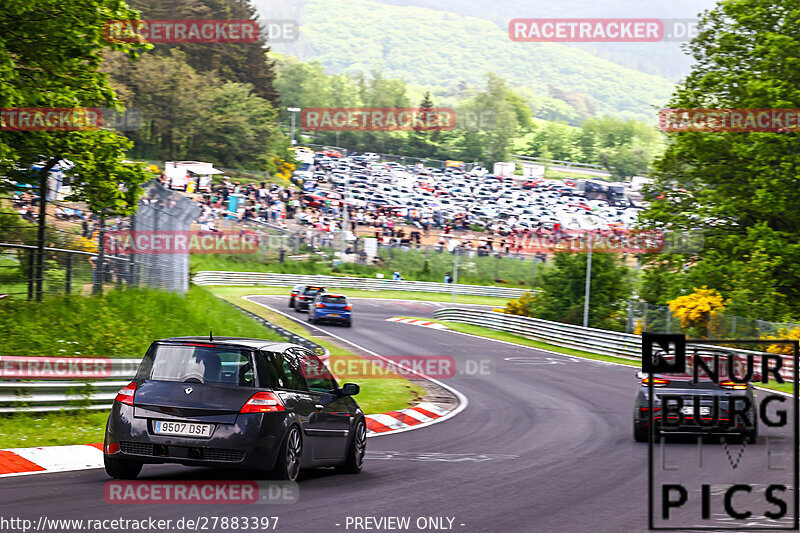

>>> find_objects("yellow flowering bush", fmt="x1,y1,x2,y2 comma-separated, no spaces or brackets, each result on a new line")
71,236,98,254
272,157,295,184
761,327,800,355
668,286,727,336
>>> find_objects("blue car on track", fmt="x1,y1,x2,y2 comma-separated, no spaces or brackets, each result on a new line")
308,293,352,327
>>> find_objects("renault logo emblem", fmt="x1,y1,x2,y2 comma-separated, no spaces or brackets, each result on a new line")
184,387,193,394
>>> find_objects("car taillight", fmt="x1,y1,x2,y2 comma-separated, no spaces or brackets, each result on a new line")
115,382,137,406
641,377,670,387
344,305,352,310
315,303,324,308
240,392,285,413
639,407,661,413
298,296,306,300
105,442,120,454
720,380,748,390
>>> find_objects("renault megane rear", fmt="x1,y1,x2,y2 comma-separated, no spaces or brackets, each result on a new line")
104,337,366,481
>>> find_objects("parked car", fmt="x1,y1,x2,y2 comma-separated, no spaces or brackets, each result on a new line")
309,293,352,327
294,286,325,312
288,284,305,308
104,337,366,481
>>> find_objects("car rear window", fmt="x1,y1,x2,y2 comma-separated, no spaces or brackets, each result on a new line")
136,344,255,387
303,286,324,296
659,354,748,381
321,295,347,304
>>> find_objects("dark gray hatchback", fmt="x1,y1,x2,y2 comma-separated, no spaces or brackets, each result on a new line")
104,337,366,481
633,352,757,443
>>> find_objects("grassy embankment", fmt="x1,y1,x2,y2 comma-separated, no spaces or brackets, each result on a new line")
0,287,422,448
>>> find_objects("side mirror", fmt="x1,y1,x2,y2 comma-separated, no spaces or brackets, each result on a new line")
635,371,646,380
341,383,360,396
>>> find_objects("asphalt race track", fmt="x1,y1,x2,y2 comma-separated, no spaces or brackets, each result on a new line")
0,296,794,532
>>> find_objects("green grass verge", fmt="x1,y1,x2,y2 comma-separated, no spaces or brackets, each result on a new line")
0,410,110,448
0,286,284,357
206,285,511,307
206,287,426,415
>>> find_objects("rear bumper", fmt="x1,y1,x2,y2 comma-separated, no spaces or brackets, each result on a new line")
634,415,754,436
314,312,351,323
104,403,289,470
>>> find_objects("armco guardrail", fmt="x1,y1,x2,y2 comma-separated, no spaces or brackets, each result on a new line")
193,271,527,299
0,359,140,413
433,308,796,378
435,307,642,359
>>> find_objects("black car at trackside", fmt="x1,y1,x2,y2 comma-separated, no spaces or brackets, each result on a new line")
294,285,325,312
288,284,305,308
104,337,366,481
633,352,757,443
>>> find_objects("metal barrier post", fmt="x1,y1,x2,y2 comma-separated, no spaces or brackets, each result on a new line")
65,253,72,294
27,251,34,300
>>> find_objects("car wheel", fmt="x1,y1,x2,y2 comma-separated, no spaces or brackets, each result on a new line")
104,455,143,479
745,419,758,444
337,419,366,474
345,320,352,327
273,426,302,482
289,299,294,308
308,314,316,324
633,424,648,443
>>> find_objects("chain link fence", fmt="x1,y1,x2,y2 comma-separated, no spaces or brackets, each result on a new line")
626,301,797,339
123,180,201,292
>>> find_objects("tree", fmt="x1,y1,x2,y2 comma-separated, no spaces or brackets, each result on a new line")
640,0,800,321
505,253,632,330
407,91,439,157
127,0,279,105
0,0,153,300
106,50,208,161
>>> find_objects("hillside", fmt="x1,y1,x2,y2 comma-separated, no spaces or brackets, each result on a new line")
256,0,677,122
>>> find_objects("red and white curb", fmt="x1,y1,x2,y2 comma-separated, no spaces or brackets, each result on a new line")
386,317,447,329
365,401,449,434
0,443,104,477
0,402,455,477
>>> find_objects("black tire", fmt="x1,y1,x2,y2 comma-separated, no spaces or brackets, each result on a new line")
272,426,302,482
337,419,366,474
288,299,294,308
746,417,758,444
308,314,316,324
104,455,143,479
633,424,648,443
344,320,352,328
